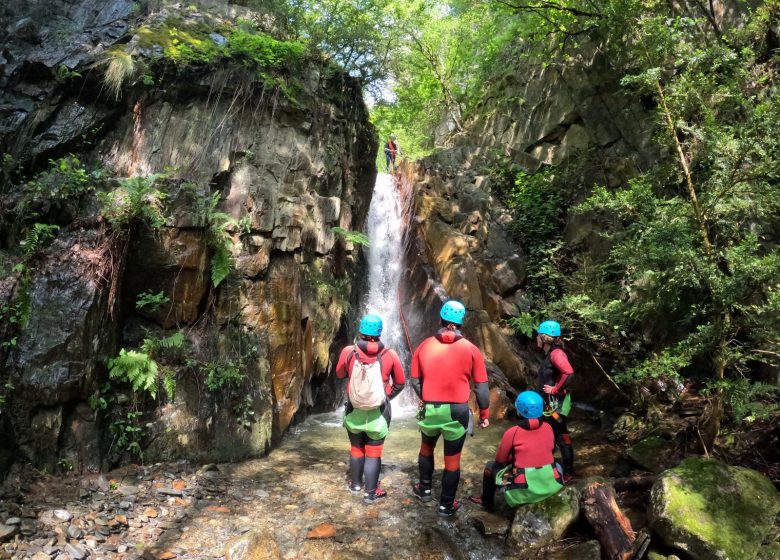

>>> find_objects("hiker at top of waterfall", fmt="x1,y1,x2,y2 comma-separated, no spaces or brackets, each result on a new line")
409,300,490,517
536,320,575,483
469,391,564,511
335,313,406,504
384,134,400,172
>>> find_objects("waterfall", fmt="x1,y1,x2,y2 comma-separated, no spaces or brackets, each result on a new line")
362,173,417,407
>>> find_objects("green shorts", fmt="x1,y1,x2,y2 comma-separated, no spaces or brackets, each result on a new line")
344,407,389,441
417,403,469,441
497,463,564,507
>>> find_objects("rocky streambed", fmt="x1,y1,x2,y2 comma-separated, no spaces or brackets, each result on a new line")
2,405,777,560
0,406,626,560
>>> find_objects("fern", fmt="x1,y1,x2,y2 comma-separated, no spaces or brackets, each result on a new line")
211,242,232,287
161,367,176,401
141,331,186,354
20,224,59,258
135,290,170,312
107,349,158,399
330,226,370,247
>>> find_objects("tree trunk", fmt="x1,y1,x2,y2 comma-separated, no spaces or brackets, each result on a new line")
581,481,650,560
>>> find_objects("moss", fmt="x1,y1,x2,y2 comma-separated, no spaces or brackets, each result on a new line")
626,435,675,473
652,458,780,560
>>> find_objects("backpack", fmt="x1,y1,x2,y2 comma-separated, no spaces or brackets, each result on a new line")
347,349,387,410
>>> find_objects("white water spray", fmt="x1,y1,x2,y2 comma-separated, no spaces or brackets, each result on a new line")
362,173,417,408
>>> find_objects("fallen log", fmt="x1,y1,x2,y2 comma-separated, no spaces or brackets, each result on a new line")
581,480,650,560
612,474,656,492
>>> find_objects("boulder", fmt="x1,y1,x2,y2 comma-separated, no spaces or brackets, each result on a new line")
650,458,780,560
506,486,581,552
625,436,678,473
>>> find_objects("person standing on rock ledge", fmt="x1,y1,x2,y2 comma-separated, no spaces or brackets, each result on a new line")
410,300,490,516
468,391,564,510
335,314,406,504
536,320,575,483
384,134,400,172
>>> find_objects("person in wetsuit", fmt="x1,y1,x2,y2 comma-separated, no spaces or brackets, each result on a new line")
469,391,564,510
536,320,575,482
410,300,490,516
335,314,406,503
384,134,399,172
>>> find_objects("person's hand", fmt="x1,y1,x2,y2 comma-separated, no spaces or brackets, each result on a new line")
479,417,490,429
543,384,556,395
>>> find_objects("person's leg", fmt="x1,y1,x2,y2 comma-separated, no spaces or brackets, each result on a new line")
363,436,385,497
415,432,438,501
347,430,367,491
385,152,391,172
480,460,499,508
557,416,574,477
439,403,469,514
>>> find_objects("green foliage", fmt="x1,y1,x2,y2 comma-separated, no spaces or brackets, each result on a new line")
98,175,167,231
203,360,245,391
20,155,95,207
194,191,239,288
330,226,370,247
506,311,541,339
108,349,159,399
111,410,144,459
234,394,256,429
57,457,74,471
53,64,82,83
228,29,305,69
20,224,59,259
304,260,351,313
704,378,779,425
506,169,562,245
135,290,170,312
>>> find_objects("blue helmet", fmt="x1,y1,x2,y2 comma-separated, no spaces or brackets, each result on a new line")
537,320,561,337
515,391,544,419
440,300,466,325
359,314,383,337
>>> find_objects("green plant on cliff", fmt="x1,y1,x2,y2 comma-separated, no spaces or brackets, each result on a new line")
330,227,370,247
198,191,239,288
101,47,136,100
98,175,167,231
135,290,170,312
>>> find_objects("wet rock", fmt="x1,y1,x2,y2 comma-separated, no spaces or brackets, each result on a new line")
225,530,281,560
469,510,511,537
4,517,20,525
306,523,337,539
650,458,780,560
67,524,83,539
625,436,677,473
506,486,581,552
549,540,601,560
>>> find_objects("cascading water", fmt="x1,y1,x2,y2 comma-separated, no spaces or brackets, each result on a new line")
361,172,416,406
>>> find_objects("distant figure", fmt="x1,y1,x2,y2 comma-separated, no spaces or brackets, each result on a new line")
384,134,400,172
335,314,406,503
469,391,564,510
536,320,575,482
410,300,490,516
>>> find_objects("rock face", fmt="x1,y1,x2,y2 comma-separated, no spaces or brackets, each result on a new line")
649,458,780,560
0,2,375,471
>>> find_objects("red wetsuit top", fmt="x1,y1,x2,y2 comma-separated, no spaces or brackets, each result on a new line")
495,419,556,470
538,346,574,397
335,340,406,399
411,329,490,420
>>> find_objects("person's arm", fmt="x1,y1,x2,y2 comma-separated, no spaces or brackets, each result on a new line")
471,345,490,424
550,349,574,395
386,350,406,400
335,347,353,379
494,427,517,467
410,344,423,399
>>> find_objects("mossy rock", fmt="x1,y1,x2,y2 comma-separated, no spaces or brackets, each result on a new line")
650,457,780,560
757,543,780,560
548,540,600,560
506,486,581,552
626,435,677,473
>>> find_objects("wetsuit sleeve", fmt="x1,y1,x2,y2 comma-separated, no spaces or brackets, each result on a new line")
494,426,517,467
550,348,574,395
335,346,353,379
386,350,406,400
410,344,423,398
471,344,490,419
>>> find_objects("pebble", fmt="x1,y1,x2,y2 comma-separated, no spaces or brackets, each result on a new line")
5,517,21,525
66,524,83,539
65,542,88,559
119,501,133,510
117,544,128,553
31,552,50,560
53,510,72,522
157,489,184,497
118,485,140,496
0,524,19,542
